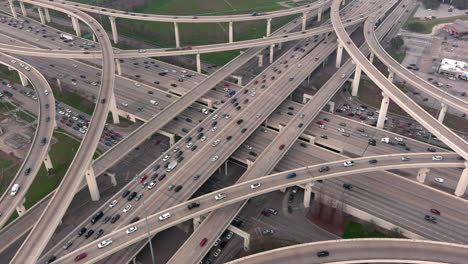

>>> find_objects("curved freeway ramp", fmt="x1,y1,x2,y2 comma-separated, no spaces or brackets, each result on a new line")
51,152,464,264
364,3,468,114
0,53,55,228
226,238,468,264
330,0,468,160
10,0,115,263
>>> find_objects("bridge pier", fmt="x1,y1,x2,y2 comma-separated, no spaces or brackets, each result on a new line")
20,2,27,17
196,54,201,73
336,42,344,68
277,42,282,50
266,18,272,37
227,225,250,251
257,54,263,67
317,7,322,22
174,22,180,48
16,198,26,216
44,8,51,23
85,166,100,201
437,103,448,123
193,216,203,230
388,70,395,82
92,34,96,42
269,44,274,64
44,153,53,171
38,7,46,25
417,168,430,183
246,159,253,168
115,59,122,76
455,163,468,197
71,16,81,37
231,75,242,86
160,130,175,146
303,182,313,208
351,64,362,96
106,172,117,186
302,93,313,104
108,16,119,44
328,101,335,112
19,72,28,87
8,0,17,19
376,93,389,129
369,52,375,64
109,92,120,124
302,12,307,31
229,21,234,43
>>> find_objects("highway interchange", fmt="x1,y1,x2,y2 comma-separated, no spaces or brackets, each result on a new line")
0,0,467,263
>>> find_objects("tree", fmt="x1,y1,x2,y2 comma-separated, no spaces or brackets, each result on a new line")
390,36,404,50
452,0,468,10
407,22,426,33
422,0,440,9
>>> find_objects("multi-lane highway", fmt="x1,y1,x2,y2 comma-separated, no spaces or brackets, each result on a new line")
8,0,116,263
50,152,464,263
0,52,55,228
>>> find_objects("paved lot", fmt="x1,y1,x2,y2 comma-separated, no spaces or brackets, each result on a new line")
414,4,467,19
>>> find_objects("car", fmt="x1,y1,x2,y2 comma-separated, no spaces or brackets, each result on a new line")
74,253,87,262
212,139,220,147
250,183,261,189
343,161,354,167
122,190,130,198
174,185,183,192
78,227,87,237
97,239,113,249
139,175,148,183
427,147,436,152
213,248,222,257
318,166,330,172
135,193,143,201
163,154,170,161
186,142,193,149
134,82,141,87
343,183,353,190
199,238,208,247
432,156,443,161
158,174,167,181
267,208,278,215
279,144,285,150
262,229,274,235
85,229,94,238
215,193,227,200
94,229,104,239
63,239,73,250
168,184,175,191
102,216,111,224
110,214,120,223
130,217,140,224
261,210,271,217
187,202,200,210
147,181,157,190
127,192,137,201
286,172,297,179
91,211,104,224
109,200,118,208
368,159,378,164
214,238,221,247
212,155,219,162
317,251,329,257
45,255,57,264
126,226,138,234
159,212,171,221
434,178,445,183
424,215,437,223
401,156,411,161
225,231,234,240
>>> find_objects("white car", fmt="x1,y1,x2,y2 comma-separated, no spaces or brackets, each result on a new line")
134,82,141,87
212,155,219,162
158,212,171,221
109,200,118,208
226,231,233,240
66,108,72,113
245,145,252,150
186,142,193,149
434,178,445,183
10,59,16,64
123,204,132,213
319,124,326,129
212,139,220,147
201,108,209,115
212,114,218,120
214,193,227,200
343,161,354,167
97,239,113,249
394,137,403,142
58,111,65,115
150,100,158,105
213,248,222,257
211,126,217,132
147,181,157,190
250,183,261,189
432,156,443,161
338,128,345,133
121,102,128,107
126,226,138,234
163,154,170,161
200,136,207,142
224,114,231,119
138,49,146,53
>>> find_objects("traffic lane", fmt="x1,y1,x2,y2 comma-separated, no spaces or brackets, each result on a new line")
226,239,468,264
52,153,463,264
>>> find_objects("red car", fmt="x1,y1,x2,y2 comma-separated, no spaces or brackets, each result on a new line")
74,253,87,262
430,209,440,215
254,80,259,84
347,113,354,117
316,121,324,125
154,139,161,145
261,210,271,217
224,83,230,87
115,133,121,137
262,79,266,83
139,175,148,183
359,116,366,120
279,144,285,150
12,87,17,90
199,238,208,247
104,132,111,136
283,60,288,64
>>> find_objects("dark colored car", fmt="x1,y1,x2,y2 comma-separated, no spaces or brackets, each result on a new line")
187,202,200,210
74,253,87,262
91,211,104,224
158,174,167,181
45,255,56,264
77,227,87,237
130,217,140,224
110,214,120,223
102,216,111,224
174,185,183,192
368,159,378,164
127,191,137,201
84,229,94,238
122,190,130,198
317,251,329,257
318,166,330,172
94,229,104,239
343,183,353,190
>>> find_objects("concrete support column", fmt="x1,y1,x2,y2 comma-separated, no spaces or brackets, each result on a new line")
438,103,448,123
193,216,202,230
246,159,253,168
196,54,201,73
417,168,430,183
303,93,313,104
303,182,313,208
44,153,53,171
269,44,274,64
278,124,285,132
277,42,282,50
229,21,233,43
174,22,180,48
38,8,46,25
109,16,119,44
19,72,28,87
455,164,468,197
8,0,17,19
351,64,362,97
336,41,344,68
71,16,81,37
115,59,122,76
266,18,272,37
257,55,263,67
228,225,250,251
44,8,51,23
369,52,375,64
20,2,27,17
160,130,175,146
56,78,62,93
317,7,322,22
16,198,26,215
328,101,335,113
279,187,286,192
302,12,307,31
53,118,58,129
92,34,96,42
85,166,100,201
231,75,242,86
109,92,120,124
376,93,390,129
388,70,395,82
106,172,117,186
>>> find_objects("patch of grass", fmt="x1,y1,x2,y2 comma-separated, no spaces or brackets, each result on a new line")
395,83,408,93
0,101,17,113
0,164,20,196
342,221,387,239
51,86,95,116
387,48,406,64
0,64,22,85
404,15,468,34
0,159,12,169
250,238,297,254
15,110,36,123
